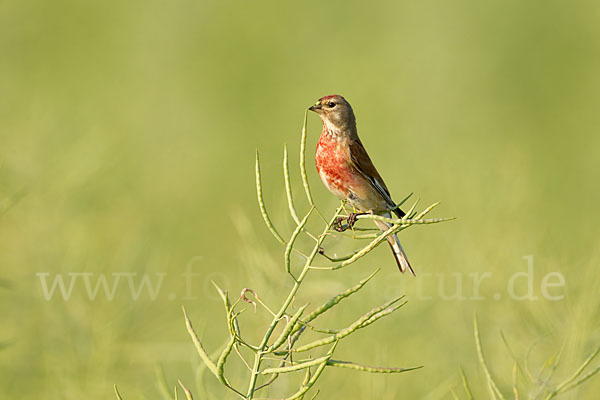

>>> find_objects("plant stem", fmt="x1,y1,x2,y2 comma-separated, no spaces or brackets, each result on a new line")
245,205,344,399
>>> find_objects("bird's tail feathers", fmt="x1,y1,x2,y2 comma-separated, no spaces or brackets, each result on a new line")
374,217,415,275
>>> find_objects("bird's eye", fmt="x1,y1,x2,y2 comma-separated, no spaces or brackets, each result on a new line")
327,102,335,108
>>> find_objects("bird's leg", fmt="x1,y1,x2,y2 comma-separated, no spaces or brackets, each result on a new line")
340,204,365,231
333,200,350,232
333,201,352,231
347,212,358,229
332,211,367,232
347,205,359,234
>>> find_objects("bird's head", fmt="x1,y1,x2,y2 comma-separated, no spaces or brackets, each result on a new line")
309,94,356,133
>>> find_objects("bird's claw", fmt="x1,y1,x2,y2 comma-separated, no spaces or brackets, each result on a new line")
333,217,347,232
332,213,360,232
347,213,358,228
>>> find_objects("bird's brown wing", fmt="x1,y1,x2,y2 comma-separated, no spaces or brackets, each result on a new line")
348,138,397,210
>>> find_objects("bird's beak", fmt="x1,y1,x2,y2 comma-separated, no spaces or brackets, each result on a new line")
308,102,322,112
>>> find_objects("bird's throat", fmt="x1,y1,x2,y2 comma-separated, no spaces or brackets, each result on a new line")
322,118,340,136
320,116,357,140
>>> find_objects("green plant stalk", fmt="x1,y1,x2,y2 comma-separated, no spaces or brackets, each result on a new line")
358,300,407,328
183,307,219,378
114,384,124,400
460,366,474,400
178,380,193,400
154,364,172,400
254,326,309,393
355,201,450,225
544,345,600,399
326,359,422,373
541,347,563,385
334,231,380,240
357,215,454,225
262,354,331,374
292,297,406,353
302,326,340,335
556,345,599,390
474,316,505,400
183,305,246,398
214,284,258,353
256,150,286,245
559,365,600,393
299,109,313,206
390,192,413,212
499,329,532,384
245,205,345,398
212,282,235,336
405,198,420,218
217,337,235,385
155,365,174,400
283,145,301,225
327,222,409,270
450,388,460,400
268,304,308,351
414,201,441,219
317,248,363,262
325,211,452,272
512,362,519,400
300,367,312,399
284,342,338,400
285,208,314,274
290,269,380,336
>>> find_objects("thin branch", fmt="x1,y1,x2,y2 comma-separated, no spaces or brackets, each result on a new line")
460,366,474,400
474,315,505,400
545,345,600,399
513,362,520,400
262,355,331,374
292,297,406,353
268,304,308,352
255,326,308,393
177,380,194,400
355,214,454,226
326,359,422,373
234,343,254,372
285,207,314,274
291,269,380,336
284,342,338,400
256,150,286,245
182,306,219,378
317,247,361,262
283,144,301,225
114,385,123,400
299,109,313,206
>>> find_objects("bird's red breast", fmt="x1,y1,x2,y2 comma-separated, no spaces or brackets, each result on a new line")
316,126,392,213
315,128,355,200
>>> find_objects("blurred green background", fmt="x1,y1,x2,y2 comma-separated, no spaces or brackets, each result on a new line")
1,0,599,398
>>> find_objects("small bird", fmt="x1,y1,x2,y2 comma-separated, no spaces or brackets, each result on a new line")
309,94,414,275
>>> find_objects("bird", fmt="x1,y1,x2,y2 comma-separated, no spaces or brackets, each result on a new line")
308,94,414,275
